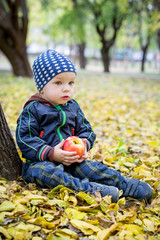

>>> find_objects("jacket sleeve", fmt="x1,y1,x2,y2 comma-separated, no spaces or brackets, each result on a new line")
16,103,52,162
74,102,96,150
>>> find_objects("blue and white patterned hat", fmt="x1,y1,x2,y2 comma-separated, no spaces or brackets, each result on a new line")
32,49,76,91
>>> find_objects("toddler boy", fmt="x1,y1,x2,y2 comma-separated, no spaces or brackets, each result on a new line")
16,49,152,202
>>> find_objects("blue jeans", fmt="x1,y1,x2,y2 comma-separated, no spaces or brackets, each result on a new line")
22,160,125,194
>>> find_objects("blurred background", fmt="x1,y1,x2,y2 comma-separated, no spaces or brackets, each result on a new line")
0,0,160,77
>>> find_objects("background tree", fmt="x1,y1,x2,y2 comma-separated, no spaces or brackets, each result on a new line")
40,0,88,69
0,104,22,180
154,0,160,49
0,0,32,77
70,0,87,69
84,0,128,72
131,0,154,72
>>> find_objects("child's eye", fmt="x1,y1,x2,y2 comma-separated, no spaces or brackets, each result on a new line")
55,81,61,85
69,81,74,85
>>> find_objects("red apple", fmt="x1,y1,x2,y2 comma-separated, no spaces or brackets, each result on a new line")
63,136,85,158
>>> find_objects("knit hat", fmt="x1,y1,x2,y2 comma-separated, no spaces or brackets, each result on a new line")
32,49,76,91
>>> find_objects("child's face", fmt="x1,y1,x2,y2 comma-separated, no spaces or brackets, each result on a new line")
40,72,76,106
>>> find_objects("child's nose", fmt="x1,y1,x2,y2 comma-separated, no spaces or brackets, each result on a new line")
63,84,70,91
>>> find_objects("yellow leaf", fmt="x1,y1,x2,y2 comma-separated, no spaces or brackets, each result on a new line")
107,203,119,213
7,223,41,239
123,224,142,235
103,159,117,168
68,195,78,206
103,154,114,163
0,186,6,192
0,212,13,223
148,141,159,148
65,208,87,220
86,219,100,225
117,197,126,207
18,194,47,204
60,189,71,201
0,226,11,239
100,195,112,213
13,202,28,215
77,204,99,213
70,219,101,235
77,192,97,205
134,166,152,177
47,199,69,208
97,223,119,240
28,217,56,229
0,201,15,212
143,218,155,232
15,222,41,232
47,185,65,198
117,211,137,223
55,228,78,239
60,215,69,227
120,166,130,173
134,219,143,226
32,237,43,240
43,214,54,222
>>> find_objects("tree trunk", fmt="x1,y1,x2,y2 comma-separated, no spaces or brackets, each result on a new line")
157,29,160,50
92,2,125,73
78,43,86,69
0,0,32,77
101,45,110,72
141,46,148,72
0,30,32,77
0,104,22,180
141,36,151,72
154,0,160,49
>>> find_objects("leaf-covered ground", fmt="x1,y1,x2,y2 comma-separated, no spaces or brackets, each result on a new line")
0,72,160,240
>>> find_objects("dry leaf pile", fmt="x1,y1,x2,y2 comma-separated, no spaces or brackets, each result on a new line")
0,72,160,239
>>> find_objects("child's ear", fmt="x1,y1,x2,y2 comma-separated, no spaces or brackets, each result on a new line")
40,90,44,94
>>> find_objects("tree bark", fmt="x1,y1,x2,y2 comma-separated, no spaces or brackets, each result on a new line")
0,104,22,181
154,0,160,49
78,43,86,69
157,29,160,50
93,2,125,72
141,38,151,72
0,0,32,77
101,45,110,72
136,2,152,73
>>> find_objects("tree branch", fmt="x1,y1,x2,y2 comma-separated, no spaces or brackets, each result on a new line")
20,0,28,40
154,0,160,10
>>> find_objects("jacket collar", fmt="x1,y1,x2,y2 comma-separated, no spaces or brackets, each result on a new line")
23,93,50,108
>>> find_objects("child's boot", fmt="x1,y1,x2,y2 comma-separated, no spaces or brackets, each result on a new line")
90,182,119,203
122,178,152,201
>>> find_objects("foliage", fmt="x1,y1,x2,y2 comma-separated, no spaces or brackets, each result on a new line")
26,0,159,71
77,0,129,72
0,72,160,239
36,0,87,46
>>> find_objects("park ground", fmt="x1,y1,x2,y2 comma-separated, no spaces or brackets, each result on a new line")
0,71,160,239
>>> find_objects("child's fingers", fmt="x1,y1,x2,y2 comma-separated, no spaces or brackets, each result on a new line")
65,155,79,162
56,139,65,149
75,158,84,163
82,139,87,144
67,155,79,161
63,151,78,157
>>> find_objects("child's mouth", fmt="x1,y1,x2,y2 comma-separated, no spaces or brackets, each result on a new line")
61,96,70,100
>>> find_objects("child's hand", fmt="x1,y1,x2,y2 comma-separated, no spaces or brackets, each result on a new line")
52,140,80,166
76,138,88,162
